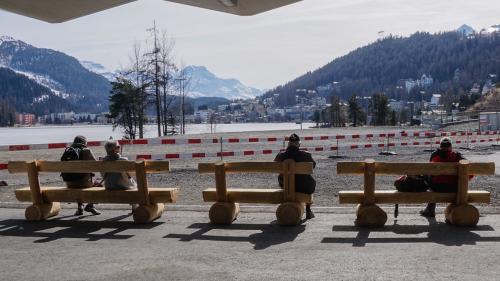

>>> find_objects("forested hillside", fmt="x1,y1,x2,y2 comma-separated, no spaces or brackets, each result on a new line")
265,31,500,106
0,67,73,125
0,36,111,112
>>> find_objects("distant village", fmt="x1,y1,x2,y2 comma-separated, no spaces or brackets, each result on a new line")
14,72,497,131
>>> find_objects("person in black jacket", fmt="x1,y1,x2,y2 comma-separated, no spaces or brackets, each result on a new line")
274,133,316,219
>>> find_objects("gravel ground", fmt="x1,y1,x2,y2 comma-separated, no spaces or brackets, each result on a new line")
2,209,500,281
1,125,499,208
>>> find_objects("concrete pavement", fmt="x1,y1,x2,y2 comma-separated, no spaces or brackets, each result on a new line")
1,208,500,280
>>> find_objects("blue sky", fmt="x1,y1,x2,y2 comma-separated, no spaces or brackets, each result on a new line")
1,0,499,89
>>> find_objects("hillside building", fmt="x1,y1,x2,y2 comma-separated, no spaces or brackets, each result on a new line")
16,113,36,125
430,94,441,107
480,112,500,131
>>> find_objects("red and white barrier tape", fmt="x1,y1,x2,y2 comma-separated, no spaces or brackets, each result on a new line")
132,137,500,160
2,130,499,152
1,137,498,169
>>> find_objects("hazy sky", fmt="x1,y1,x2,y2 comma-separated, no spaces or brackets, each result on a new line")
1,0,499,89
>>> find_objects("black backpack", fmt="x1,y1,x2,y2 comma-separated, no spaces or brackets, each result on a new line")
394,175,429,192
60,146,86,182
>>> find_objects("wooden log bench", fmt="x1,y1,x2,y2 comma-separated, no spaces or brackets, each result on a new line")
337,159,495,227
199,159,314,225
8,160,179,223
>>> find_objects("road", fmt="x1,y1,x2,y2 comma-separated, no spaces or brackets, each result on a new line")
1,208,500,280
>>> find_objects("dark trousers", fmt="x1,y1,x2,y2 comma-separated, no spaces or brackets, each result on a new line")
425,183,458,212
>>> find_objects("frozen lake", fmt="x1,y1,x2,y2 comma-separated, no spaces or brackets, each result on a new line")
0,123,315,145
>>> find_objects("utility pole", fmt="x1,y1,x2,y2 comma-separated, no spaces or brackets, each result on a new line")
176,77,187,135
154,21,161,137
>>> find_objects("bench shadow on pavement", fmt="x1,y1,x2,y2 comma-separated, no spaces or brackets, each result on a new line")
322,218,500,247
165,221,306,250
0,214,164,243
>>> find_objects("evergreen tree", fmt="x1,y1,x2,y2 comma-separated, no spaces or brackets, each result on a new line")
370,93,389,125
348,95,364,126
389,110,397,126
0,101,15,126
329,96,346,127
312,110,321,127
108,78,146,139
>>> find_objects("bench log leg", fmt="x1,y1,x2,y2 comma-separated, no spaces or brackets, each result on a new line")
355,204,387,228
276,202,304,225
133,203,165,223
209,202,240,225
444,203,480,226
25,202,60,221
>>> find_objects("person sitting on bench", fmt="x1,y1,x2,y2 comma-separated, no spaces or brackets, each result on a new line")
420,137,471,217
61,135,101,216
102,140,137,190
274,133,317,219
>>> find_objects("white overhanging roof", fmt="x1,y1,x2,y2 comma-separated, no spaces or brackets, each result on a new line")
0,0,302,23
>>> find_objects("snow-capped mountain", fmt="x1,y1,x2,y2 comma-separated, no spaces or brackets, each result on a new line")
182,65,262,100
80,60,118,81
0,36,111,112
457,24,475,36
484,24,500,34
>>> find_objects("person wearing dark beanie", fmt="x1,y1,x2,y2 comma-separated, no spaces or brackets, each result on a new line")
274,133,317,219
61,135,101,216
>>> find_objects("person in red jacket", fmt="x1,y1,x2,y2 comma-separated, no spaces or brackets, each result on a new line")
420,137,469,217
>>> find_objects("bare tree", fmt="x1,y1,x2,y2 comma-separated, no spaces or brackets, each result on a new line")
127,41,149,138
159,31,177,135
144,21,163,137
208,111,217,133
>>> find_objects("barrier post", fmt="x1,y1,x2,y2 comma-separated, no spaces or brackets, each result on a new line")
379,133,396,155
430,134,434,151
328,137,344,159
467,129,470,150
494,128,500,148
220,137,223,160
336,139,340,157
423,132,435,152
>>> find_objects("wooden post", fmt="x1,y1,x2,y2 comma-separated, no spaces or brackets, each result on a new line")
363,159,376,205
283,159,295,202
456,160,470,205
27,160,43,205
135,161,150,205
215,161,227,202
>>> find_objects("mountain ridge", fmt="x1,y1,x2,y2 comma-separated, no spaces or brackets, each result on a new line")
264,26,500,106
182,65,262,100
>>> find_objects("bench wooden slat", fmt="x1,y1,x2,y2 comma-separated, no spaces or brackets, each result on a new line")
15,187,179,204
202,188,313,204
8,160,170,174
338,190,490,204
337,162,495,175
198,162,313,175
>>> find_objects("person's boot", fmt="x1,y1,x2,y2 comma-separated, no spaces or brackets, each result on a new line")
306,204,315,219
84,204,101,215
129,204,138,215
74,203,84,216
419,203,436,218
